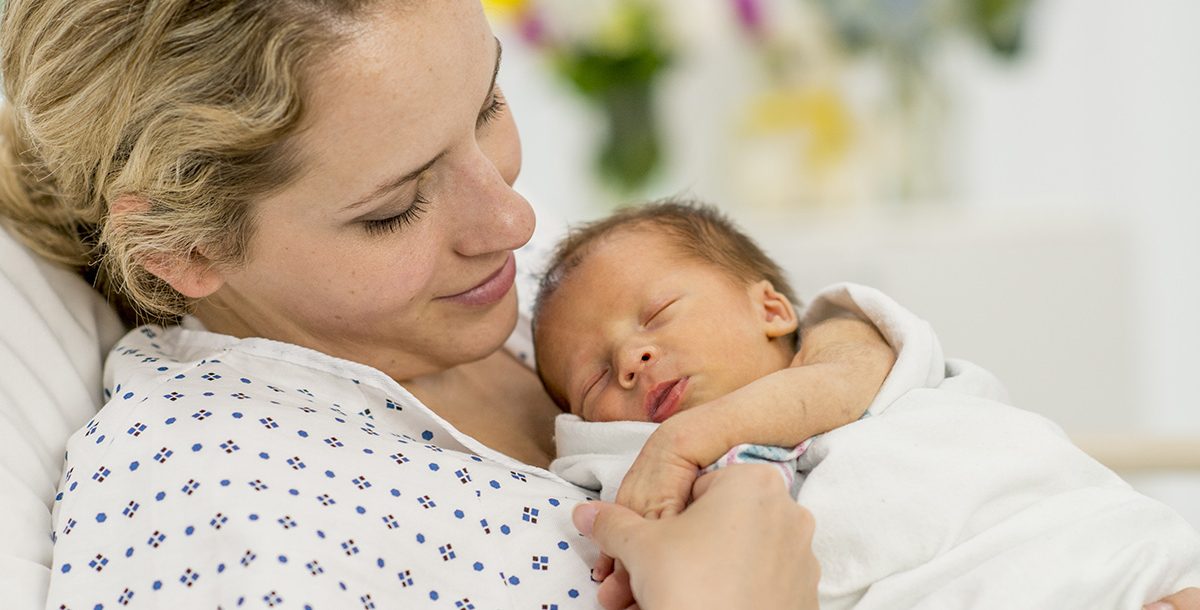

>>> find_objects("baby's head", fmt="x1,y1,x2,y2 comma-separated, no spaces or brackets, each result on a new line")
533,199,801,423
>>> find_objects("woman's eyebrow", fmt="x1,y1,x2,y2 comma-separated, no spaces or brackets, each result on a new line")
342,152,445,213
340,38,502,214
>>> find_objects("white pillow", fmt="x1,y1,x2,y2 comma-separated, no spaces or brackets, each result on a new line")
0,225,124,610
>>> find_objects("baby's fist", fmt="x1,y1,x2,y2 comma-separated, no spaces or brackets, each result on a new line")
614,423,703,519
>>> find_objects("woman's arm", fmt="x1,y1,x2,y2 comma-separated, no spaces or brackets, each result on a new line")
575,465,820,610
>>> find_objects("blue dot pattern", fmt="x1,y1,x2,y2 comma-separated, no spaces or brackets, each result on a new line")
47,320,599,609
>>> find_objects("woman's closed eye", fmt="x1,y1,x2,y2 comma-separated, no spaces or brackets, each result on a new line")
477,87,506,129
361,89,506,237
362,191,430,236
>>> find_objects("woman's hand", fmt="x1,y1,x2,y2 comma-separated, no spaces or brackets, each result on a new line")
573,464,821,610
1147,588,1200,610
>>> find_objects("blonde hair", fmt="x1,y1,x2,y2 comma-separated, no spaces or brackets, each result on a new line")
0,0,375,323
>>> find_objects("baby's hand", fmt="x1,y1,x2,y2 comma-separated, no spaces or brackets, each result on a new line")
593,407,735,587
614,421,705,519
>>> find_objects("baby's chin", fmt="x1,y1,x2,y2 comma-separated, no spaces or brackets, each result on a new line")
579,404,654,424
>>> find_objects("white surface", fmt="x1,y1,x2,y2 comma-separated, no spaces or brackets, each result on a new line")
0,225,125,610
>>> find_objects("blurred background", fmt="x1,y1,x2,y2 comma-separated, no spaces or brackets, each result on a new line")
484,0,1200,525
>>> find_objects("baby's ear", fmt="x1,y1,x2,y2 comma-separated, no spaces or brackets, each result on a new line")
109,194,226,299
750,280,799,339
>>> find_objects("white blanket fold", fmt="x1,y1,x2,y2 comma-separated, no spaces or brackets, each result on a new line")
552,282,1200,609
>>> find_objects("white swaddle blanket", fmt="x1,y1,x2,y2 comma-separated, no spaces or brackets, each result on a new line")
551,282,1200,609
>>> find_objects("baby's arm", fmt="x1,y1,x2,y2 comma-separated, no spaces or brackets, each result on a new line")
672,315,895,464
615,316,894,518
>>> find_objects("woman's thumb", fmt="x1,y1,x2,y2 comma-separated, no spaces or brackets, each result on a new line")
573,501,644,558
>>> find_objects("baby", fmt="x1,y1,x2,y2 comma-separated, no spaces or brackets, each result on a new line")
533,199,1200,609
533,199,895,516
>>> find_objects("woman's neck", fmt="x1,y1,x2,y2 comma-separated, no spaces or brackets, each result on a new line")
402,349,560,469
194,302,558,467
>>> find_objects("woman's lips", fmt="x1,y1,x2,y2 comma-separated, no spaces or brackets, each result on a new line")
646,377,689,424
437,252,516,306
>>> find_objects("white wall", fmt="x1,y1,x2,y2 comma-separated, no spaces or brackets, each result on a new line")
949,0,1200,435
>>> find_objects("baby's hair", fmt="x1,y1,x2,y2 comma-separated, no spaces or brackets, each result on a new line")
537,197,799,312
532,198,800,409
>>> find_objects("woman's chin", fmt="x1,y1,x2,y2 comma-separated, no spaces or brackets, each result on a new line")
444,289,521,364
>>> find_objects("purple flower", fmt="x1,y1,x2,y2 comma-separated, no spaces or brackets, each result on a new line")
518,9,548,47
732,0,764,36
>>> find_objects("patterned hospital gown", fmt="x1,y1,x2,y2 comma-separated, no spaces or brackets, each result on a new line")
45,317,601,609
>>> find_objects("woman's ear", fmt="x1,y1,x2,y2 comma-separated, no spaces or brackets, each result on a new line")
109,195,225,299
749,280,799,339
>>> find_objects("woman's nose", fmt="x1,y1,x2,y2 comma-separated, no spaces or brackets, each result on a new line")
451,148,535,258
618,345,657,389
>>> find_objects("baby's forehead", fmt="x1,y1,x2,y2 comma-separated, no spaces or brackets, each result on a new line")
575,227,699,272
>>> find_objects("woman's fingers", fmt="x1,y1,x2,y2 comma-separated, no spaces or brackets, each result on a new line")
573,502,639,610
690,469,722,499
597,563,636,610
592,553,616,582
573,466,822,610
573,501,644,560
1147,587,1200,610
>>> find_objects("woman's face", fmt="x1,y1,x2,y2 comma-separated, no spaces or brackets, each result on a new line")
197,0,532,379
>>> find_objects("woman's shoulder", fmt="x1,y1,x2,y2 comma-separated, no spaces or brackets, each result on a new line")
87,324,466,464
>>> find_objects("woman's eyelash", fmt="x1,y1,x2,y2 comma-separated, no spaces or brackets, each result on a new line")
361,91,502,237
476,90,506,129
362,192,430,236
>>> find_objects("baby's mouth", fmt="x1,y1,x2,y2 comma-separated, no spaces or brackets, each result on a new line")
645,377,689,423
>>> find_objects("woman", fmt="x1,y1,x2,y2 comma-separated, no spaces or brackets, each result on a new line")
1,1,820,608
0,1,1192,609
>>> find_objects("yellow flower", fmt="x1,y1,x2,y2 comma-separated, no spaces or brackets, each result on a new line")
742,86,853,170
482,0,529,21
594,2,646,54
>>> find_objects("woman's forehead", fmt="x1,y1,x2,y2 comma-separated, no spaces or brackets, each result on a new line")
267,0,495,216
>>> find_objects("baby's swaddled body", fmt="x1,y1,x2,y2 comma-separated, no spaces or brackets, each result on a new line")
552,284,1200,609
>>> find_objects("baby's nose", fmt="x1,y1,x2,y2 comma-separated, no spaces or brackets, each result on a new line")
623,351,653,383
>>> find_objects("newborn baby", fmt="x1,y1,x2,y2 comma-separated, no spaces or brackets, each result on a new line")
533,200,895,516
534,199,1200,609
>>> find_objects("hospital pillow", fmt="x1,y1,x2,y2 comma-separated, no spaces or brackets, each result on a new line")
0,225,125,609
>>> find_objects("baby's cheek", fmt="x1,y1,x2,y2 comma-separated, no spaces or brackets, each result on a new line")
593,399,647,424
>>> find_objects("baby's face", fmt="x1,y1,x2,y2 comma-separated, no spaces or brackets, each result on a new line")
535,229,796,423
